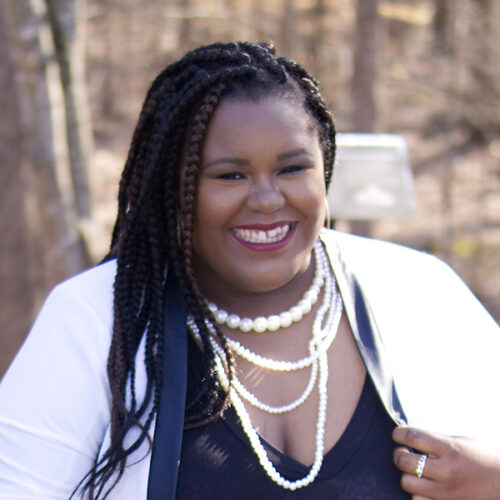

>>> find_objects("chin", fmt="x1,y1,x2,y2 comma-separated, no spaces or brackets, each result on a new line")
232,265,304,295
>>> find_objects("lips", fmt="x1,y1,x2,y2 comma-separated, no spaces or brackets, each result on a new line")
232,223,292,244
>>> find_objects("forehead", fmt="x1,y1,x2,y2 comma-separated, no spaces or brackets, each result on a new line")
202,96,319,158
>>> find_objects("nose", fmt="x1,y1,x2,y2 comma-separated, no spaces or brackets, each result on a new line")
246,178,285,213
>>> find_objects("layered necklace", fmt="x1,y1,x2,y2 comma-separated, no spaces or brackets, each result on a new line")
187,240,343,491
207,241,327,333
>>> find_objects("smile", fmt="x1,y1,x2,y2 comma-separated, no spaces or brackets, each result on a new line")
232,224,292,244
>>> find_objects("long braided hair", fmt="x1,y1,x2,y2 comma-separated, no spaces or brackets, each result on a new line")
81,41,336,498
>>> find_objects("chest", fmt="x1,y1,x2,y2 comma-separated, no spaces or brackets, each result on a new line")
230,314,366,466
177,359,408,499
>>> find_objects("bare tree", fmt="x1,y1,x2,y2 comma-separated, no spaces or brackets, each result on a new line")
45,0,93,217
433,0,455,55
0,6,33,377
352,0,378,132
0,0,91,376
466,0,498,140
310,0,327,79
350,0,379,236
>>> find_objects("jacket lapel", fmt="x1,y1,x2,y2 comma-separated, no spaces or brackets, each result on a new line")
323,232,407,426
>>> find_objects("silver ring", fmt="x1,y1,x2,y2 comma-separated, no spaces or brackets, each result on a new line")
415,454,427,478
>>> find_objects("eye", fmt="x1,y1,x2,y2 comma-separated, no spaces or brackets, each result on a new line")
216,171,247,181
278,165,308,176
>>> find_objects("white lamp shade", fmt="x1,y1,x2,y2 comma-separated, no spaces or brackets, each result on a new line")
328,133,417,220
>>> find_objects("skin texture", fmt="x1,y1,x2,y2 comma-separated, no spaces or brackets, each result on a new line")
192,95,326,309
191,94,367,466
190,92,500,492
393,426,500,499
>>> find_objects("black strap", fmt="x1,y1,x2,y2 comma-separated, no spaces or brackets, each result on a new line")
147,270,188,500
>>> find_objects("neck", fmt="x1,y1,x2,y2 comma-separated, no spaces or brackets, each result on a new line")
197,251,316,319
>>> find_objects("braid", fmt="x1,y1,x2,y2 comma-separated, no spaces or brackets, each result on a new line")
81,41,336,498
277,57,336,188
177,84,236,426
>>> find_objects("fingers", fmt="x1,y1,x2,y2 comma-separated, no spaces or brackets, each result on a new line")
392,426,447,457
394,446,437,481
400,473,437,499
394,447,439,498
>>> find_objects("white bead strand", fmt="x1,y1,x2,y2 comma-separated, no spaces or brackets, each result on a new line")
207,241,327,333
209,333,319,415
186,240,345,491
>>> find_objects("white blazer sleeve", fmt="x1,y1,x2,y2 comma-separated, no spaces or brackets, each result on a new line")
0,264,114,499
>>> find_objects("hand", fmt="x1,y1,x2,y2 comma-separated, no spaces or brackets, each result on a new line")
392,426,500,500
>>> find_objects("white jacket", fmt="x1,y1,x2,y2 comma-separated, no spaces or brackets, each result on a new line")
0,230,498,499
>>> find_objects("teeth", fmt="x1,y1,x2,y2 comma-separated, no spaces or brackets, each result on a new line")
233,224,291,244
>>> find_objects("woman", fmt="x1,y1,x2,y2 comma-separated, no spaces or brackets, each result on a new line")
1,41,499,499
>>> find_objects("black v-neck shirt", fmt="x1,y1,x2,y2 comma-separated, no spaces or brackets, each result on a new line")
175,338,409,499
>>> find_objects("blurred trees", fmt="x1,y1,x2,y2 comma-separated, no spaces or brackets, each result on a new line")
352,0,378,133
0,0,91,374
350,0,379,236
1,0,500,376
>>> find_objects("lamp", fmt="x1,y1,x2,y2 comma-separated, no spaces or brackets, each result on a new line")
328,133,417,220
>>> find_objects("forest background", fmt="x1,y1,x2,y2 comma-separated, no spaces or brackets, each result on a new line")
1,0,499,377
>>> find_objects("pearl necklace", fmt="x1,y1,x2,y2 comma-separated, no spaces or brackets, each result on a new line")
225,242,339,372
207,240,327,333
202,262,341,416
186,241,344,490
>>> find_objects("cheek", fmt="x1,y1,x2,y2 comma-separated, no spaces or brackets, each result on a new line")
192,183,245,255
285,174,326,215
195,184,241,227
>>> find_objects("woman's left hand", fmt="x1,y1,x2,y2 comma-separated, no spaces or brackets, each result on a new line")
393,426,500,500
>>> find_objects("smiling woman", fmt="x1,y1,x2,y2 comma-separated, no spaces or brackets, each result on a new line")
0,42,500,500
193,96,325,298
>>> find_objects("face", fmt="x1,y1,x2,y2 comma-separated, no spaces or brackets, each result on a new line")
191,95,326,300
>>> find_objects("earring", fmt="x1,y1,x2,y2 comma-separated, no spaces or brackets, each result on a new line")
324,197,332,230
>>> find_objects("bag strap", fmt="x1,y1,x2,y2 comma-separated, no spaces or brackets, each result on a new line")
147,270,188,500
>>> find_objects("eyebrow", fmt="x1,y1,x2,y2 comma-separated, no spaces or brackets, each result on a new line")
203,157,248,169
203,148,313,169
276,148,313,161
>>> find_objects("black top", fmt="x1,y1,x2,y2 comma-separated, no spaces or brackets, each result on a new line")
175,337,409,499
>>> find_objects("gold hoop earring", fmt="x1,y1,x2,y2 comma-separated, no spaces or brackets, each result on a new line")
324,197,331,230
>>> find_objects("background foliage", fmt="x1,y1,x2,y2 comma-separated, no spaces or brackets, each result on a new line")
1,0,499,376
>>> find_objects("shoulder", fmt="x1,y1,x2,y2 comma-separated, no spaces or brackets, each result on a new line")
321,228,495,327
322,228,441,269
26,259,118,376
47,259,117,322
322,230,500,442
2,258,118,397
0,260,118,497
321,229,463,295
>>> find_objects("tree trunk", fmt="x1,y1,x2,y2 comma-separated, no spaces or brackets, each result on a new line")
0,6,34,378
352,0,378,132
350,0,379,237
467,0,498,140
310,0,326,79
45,0,93,218
433,0,455,55
0,0,90,377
